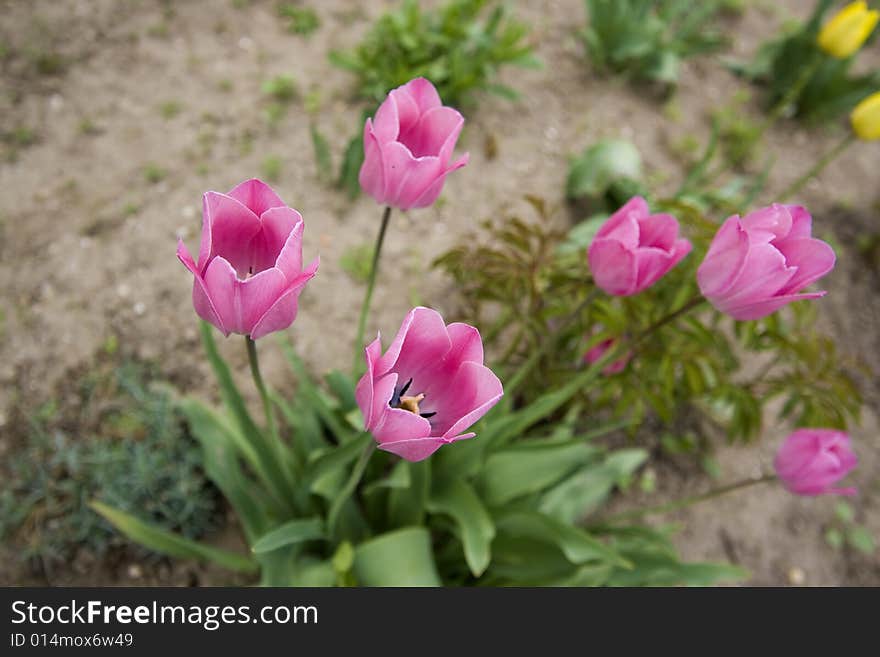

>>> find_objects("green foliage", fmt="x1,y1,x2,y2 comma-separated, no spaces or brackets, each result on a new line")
731,0,880,123
582,0,729,86
262,74,299,103
0,362,221,565
278,3,320,36
824,502,876,555
261,155,283,182
330,0,539,109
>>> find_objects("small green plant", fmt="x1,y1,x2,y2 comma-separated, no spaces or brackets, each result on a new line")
159,100,183,119
330,0,539,109
732,0,880,124
262,74,299,103
824,502,875,555
278,3,320,35
0,362,221,567
143,164,167,184
339,243,374,284
261,155,283,182
581,0,729,87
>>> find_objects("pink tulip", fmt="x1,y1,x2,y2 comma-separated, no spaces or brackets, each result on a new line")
359,77,469,211
588,196,692,296
583,338,630,375
697,204,835,321
355,307,503,462
177,179,319,339
774,429,857,497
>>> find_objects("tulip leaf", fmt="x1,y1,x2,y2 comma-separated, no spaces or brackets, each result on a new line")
178,398,277,539
495,510,630,569
427,480,495,577
566,139,642,200
479,440,601,506
388,459,430,528
353,527,441,586
251,517,325,554
305,434,372,488
607,553,748,586
540,448,649,524
90,501,258,574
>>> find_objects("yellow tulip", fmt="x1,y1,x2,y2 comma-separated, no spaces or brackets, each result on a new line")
817,1,879,59
851,91,880,140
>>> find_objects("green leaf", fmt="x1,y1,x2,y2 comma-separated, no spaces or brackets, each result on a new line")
305,434,372,487
427,480,495,576
566,139,642,200
309,124,333,183
496,510,630,568
480,440,601,506
834,502,855,524
388,459,430,527
251,517,325,554
540,449,648,523
847,528,876,555
91,501,257,574
825,528,844,550
354,527,441,586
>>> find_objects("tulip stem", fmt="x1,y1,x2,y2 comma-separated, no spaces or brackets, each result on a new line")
245,335,281,456
353,205,393,375
597,474,777,524
328,438,376,534
759,54,821,135
778,133,855,202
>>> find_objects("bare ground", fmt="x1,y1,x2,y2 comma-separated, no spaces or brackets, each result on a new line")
0,0,877,585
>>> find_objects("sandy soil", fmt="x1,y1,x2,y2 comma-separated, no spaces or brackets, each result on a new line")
1,0,877,585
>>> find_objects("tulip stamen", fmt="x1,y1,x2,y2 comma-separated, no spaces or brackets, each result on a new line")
398,393,425,415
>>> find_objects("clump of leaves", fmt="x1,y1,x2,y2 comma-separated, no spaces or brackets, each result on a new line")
330,0,539,109
824,502,875,555
730,0,880,124
0,361,221,568
278,3,320,36
143,164,167,184
582,0,729,87
262,74,299,103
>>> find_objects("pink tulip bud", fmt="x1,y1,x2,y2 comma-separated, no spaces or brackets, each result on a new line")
697,204,835,321
774,429,857,497
355,307,503,462
359,77,469,211
583,338,630,375
588,197,692,296
177,179,319,339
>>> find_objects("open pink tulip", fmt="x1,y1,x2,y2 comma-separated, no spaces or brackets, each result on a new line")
588,196,692,296
584,338,630,375
359,77,469,211
697,204,835,321
177,179,318,340
355,307,503,462
774,429,857,497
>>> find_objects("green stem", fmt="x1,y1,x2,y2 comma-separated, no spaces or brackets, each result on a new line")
635,295,707,343
246,336,278,440
353,206,392,375
328,439,376,534
599,474,777,524
778,133,855,202
759,54,822,135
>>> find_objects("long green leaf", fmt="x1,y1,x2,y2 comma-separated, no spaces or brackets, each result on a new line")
353,527,441,586
91,501,257,574
251,517,325,554
427,480,495,577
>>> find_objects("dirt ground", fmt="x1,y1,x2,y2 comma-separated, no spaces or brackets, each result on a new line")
1,0,877,585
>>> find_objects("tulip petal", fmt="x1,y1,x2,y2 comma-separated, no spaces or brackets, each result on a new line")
589,238,638,296
248,257,318,340
355,337,384,429
697,217,750,298
201,191,262,276
783,205,813,239
377,306,452,381
359,121,386,202
372,95,401,143
380,142,445,210
247,206,302,275
271,214,305,281
409,152,469,209
398,106,463,159
774,238,836,295
401,77,442,114
637,212,679,251
203,257,286,335
228,178,286,217
377,437,448,463
717,242,796,310
177,239,227,335
594,196,646,250
739,204,792,241
723,291,826,321
438,362,504,439
373,407,432,446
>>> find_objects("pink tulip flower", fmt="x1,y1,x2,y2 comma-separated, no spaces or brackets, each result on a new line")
359,77,469,211
583,338,631,375
697,204,835,321
355,307,503,462
588,196,692,296
177,179,318,339
774,429,857,497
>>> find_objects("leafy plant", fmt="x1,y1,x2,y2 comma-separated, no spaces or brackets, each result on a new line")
0,362,221,568
581,0,730,87
824,502,876,555
278,3,320,36
731,0,880,123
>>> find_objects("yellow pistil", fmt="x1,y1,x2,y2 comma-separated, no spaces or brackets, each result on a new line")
398,393,425,415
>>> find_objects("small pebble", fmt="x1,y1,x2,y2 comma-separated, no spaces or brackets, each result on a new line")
238,36,254,52
117,283,131,298
49,94,64,111
133,302,146,316
127,564,143,580
788,567,806,586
